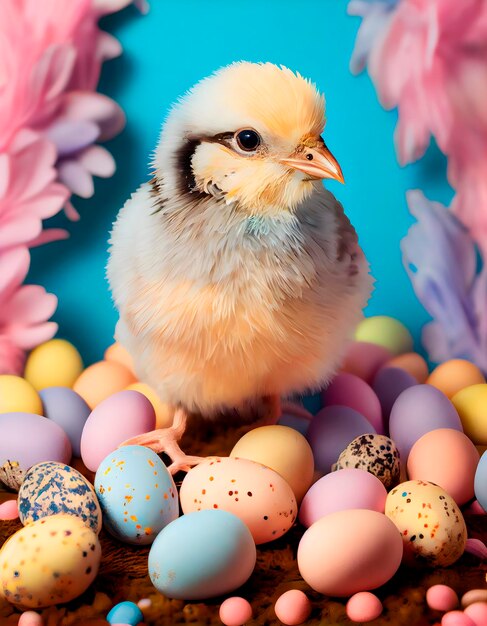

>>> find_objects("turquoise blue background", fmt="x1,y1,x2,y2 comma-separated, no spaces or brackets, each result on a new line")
29,0,453,366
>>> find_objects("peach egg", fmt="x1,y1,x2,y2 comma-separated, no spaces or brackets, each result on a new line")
73,360,137,409
385,352,429,383
427,360,485,399
104,342,137,376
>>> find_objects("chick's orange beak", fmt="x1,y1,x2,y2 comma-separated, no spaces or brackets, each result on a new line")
280,144,344,183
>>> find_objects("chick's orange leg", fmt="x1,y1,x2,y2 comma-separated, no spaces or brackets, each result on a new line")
119,407,205,475
261,394,282,425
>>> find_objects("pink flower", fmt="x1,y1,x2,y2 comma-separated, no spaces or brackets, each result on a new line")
0,247,58,375
366,0,487,244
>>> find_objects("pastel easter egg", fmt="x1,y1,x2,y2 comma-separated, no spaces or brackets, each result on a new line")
148,510,256,600
39,387,91,457
104,342,137,376
385,480,467,567
106,601,143,625
451,384,487,445
230,425,314,503
407,429,479,505
389,385,463,461
0,514,101,608
426,585,459,612
18,461,101,533
274,590,311,626
322,373,383,434
339,341,392,384
346,592,383,622
299,468,387,527
306,406,376,474
0,413,71,490
297,509,403,596
385,353,429,383
333,434,401,489
95,445,178,545
81,391,155,472
125,382,173,429
428,360,485,399
74,361,137,410
219,597,253,626
355,316,413,356
372,367,417,428
180,457,297,544
0,376,42,415
24,340,83,391
474,451,487,512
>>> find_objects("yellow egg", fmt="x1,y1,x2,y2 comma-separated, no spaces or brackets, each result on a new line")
230,425,314,503
451,384,487,445
24,339,83,390
386,353,429,383
427,359,485,399
125,382,173,429
0,375,43,414
355,316,413,356
104,342,136,376
73,361,137,409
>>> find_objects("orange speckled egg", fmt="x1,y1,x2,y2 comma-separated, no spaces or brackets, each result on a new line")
104,342,137,376
73,361,137,409
126,382,173,429
180,457,297,544
427,360,485,399
386,353,429,383
407,429,480,506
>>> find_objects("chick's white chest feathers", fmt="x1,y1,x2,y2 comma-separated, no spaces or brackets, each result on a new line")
108,182,372,415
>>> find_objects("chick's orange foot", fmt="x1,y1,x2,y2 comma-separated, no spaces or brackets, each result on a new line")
119,408,205,475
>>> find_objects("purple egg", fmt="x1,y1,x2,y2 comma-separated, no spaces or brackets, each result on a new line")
278,414,310,436
389,384,463,461
322,372,383,434
373,367,417,432
0,413,72,484
306,406,376,474
40,387,91,457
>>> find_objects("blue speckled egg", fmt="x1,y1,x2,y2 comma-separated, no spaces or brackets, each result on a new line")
94,445,178,545
148,509,256,600
107,601,143,625
18,461,102,534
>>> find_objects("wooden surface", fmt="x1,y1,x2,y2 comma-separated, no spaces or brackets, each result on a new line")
1,419,486,626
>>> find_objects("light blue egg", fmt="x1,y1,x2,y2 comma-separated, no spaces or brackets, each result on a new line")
148,509,256,600
94,445,178,545
474,451,487,511
40,387,91,457
107,600,143,625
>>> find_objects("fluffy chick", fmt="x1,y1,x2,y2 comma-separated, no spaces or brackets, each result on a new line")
107,62,373,473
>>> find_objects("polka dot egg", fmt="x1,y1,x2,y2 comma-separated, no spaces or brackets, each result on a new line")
180,457,297,544
94,445,178,545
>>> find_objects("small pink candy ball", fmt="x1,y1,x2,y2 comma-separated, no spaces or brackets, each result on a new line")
441,611,476,626
18,612,43,626
274,590,311,626
464,602,487,625
219,597,253,626
427,585,459,612
346,592,383,622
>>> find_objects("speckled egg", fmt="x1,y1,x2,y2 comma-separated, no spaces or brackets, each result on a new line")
385,480,467,567
18,462,102,534
180,457,297,544
94,445,178,545
333,434,401,489
0,514,101,608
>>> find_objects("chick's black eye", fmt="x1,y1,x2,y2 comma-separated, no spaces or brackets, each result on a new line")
235,129,261,152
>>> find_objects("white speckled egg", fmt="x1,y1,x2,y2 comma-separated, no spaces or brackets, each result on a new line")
0,514,101,608
18,462,101,534
385,480,467,567
180,457,297,544
333,434,401,489
94,445,178,545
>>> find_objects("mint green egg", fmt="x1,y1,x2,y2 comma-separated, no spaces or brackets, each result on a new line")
355,316,413,356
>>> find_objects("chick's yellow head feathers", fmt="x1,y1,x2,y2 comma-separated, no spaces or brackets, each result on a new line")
155,62,343,214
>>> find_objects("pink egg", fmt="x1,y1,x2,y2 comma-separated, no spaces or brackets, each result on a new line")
80,390,155,471
340,342,392,384
0,499,19,520
346,592,383,622
219,597,253,626
274,590,311,626
407,429,480,505
464,602,487,625
18,612,43,626
322,373,383,434
426,585,459,612
441,611,476,626
299,468,387,527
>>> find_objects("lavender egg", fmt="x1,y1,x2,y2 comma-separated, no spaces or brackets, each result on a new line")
40,387,91,457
